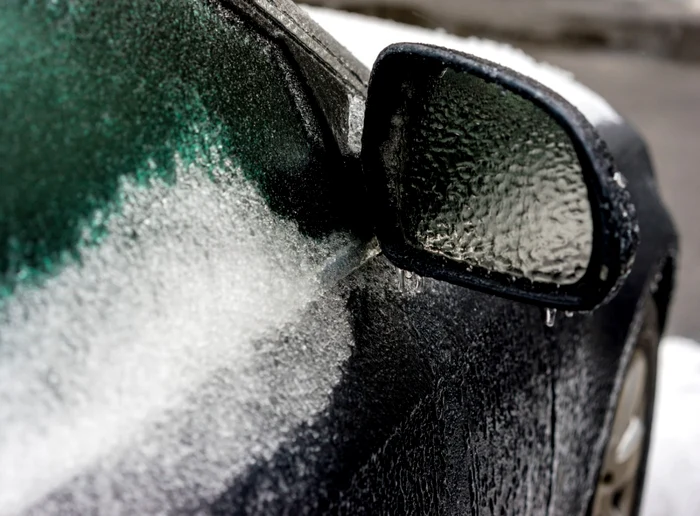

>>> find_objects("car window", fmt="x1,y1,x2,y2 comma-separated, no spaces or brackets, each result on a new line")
0,0,330,297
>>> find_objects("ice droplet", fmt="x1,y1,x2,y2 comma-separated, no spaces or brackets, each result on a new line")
650,270,664,294
398,270,424,294
545,308,557,327
613,171,628,188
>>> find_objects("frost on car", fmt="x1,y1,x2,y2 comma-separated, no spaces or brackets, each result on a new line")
0,0,360,511
0,1,677,515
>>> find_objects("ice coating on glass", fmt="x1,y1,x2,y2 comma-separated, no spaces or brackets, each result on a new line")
0,0,356,512
402,68,593,285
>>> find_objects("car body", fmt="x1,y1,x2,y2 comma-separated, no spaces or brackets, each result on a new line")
0,1,677,514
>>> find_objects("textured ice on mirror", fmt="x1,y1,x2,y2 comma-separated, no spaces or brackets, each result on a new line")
405,69,593,284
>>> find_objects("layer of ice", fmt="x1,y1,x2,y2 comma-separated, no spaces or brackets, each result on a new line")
403,68,592,284
303,6,622,126
0,148,353,514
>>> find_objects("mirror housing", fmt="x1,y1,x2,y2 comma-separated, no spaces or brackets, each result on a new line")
362,43,639,311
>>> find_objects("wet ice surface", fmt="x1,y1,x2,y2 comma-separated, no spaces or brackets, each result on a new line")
545,308,558,327
347,94,366,153
404,68,592,284
303,6,621,127
0,149,354,514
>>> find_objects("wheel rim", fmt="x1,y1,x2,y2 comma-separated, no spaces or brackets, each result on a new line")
592,350,649,516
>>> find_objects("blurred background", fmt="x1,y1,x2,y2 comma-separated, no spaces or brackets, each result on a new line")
306,0,700,342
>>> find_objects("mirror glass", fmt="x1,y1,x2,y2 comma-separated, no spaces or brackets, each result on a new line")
399,68,594,285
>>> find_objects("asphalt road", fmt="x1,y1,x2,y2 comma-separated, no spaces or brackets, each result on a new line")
518,47,700,340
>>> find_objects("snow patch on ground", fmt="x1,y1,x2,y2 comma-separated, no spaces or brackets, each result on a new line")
641,336,700,516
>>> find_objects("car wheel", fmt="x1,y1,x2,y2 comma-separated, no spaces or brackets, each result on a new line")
591,300,659,516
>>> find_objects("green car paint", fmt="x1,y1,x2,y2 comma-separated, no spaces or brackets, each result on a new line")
0,0,320,298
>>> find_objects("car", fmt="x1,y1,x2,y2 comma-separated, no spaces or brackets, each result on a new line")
0,1,678,515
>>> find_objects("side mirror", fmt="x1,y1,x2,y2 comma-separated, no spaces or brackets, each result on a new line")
362,43,638,311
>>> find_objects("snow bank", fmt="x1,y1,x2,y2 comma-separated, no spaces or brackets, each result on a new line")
642,336,700,516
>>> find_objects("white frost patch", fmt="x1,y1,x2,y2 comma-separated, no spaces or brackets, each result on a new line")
303,6,621,126
0,150,353,514
641,336,700,516
347,93,365,154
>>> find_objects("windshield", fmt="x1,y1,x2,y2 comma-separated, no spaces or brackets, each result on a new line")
0,1,353,513
0,0,324,297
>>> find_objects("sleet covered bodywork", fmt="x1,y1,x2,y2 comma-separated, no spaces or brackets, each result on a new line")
0,1,677,515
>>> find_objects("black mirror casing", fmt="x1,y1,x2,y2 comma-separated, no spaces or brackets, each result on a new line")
362,43,639,311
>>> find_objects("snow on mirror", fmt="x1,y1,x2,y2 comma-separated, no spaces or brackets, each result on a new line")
401,68,593,285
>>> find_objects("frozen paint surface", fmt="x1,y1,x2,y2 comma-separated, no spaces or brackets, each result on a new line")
303,6,622,125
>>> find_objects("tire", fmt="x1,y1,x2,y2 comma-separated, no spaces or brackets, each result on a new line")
591,299,659,516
